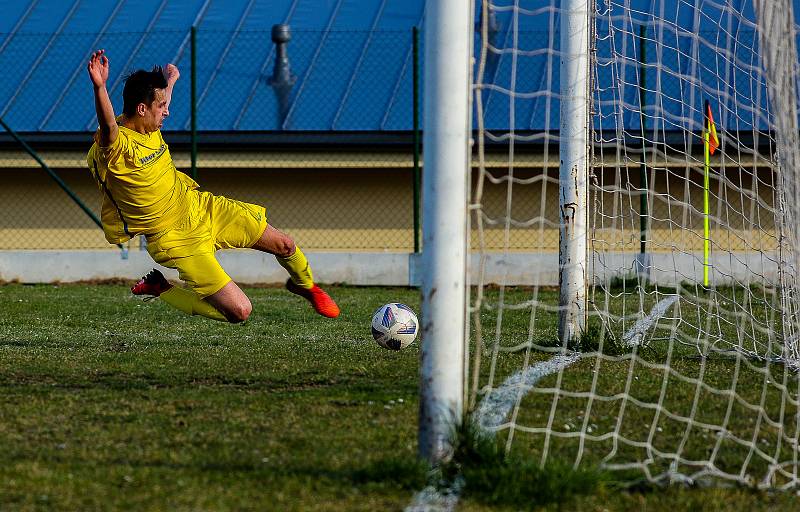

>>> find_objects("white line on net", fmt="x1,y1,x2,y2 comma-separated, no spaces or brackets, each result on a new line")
405,294,678,510
404,477,464,512
403,351,578,512
475,353,581,433
476,296,679,434
622,295,680,348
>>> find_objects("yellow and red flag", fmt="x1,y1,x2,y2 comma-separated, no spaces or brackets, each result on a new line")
705,100,719,155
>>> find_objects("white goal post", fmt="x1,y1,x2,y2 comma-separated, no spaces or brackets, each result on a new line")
558,0,591,344
418,0,473,462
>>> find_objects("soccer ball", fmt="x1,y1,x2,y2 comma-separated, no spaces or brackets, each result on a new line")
371,303,418,350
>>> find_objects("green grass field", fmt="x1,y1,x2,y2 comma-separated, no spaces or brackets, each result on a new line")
1,283,798,511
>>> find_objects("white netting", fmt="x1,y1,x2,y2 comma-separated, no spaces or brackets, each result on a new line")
470,0,800,488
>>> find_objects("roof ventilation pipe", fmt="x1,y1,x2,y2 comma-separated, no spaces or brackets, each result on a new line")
268,24,297,128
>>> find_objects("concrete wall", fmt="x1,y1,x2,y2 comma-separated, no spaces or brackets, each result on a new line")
0,249,783,287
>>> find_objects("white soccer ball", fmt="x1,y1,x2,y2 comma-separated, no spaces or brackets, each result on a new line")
371,303,418,350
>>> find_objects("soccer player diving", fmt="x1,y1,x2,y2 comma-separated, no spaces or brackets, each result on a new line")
86,49,339,323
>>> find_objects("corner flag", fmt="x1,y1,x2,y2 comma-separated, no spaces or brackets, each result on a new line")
703,100,719,287
705,101,719,155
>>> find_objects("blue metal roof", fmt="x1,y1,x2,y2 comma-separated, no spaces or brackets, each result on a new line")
0,0,797,134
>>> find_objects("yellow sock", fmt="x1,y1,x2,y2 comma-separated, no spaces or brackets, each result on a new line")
159,287,227,322
277,246,314,289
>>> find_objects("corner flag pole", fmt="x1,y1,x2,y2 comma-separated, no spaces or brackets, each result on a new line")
703,100,719,287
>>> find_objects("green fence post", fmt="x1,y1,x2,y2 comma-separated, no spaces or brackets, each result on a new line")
412,26,421,253
191,25,198,180
638,24,648,257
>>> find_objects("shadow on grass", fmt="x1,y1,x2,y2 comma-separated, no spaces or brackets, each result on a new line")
441,420,609,509
536,317,627,356
339,420,613,510
287,422,610,509
350,457,430,490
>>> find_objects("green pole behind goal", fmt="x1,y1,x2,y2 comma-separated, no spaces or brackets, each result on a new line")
638,24,649,257
412,26,421,254
191,25,198,181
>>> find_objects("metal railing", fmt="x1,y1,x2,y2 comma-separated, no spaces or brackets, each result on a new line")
0,28,426,252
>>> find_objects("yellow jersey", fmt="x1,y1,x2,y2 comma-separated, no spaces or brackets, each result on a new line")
86,123,199,244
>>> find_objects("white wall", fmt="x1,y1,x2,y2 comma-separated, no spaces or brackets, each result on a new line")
0,250,780,287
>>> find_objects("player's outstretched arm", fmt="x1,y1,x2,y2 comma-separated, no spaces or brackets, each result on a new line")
87,49,118,146
163,64,180,112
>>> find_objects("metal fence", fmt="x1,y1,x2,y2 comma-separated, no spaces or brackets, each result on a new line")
0,28,427,252
1,29,429,132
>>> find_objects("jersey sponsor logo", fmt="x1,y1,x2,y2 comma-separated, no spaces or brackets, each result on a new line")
249,210,262,223
138,143,167,166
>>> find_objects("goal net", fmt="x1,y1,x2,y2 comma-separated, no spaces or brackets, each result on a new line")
470,0,800,488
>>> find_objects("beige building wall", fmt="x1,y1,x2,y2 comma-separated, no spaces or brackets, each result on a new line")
0,165,418,251
0,149,779,254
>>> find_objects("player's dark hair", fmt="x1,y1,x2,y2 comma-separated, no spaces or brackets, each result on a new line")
122,66,168,117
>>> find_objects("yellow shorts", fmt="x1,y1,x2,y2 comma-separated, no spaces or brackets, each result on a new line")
146,190,268,297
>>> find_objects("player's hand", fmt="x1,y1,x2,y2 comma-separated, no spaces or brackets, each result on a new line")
164,63,180,84
87,50,109,87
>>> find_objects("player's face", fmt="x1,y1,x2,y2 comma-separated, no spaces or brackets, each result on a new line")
143,89,168,132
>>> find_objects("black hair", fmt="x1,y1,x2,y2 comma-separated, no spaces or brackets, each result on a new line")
122,66,168,117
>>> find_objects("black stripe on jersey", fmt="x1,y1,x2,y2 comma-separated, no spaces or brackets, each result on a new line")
92,159,131,237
